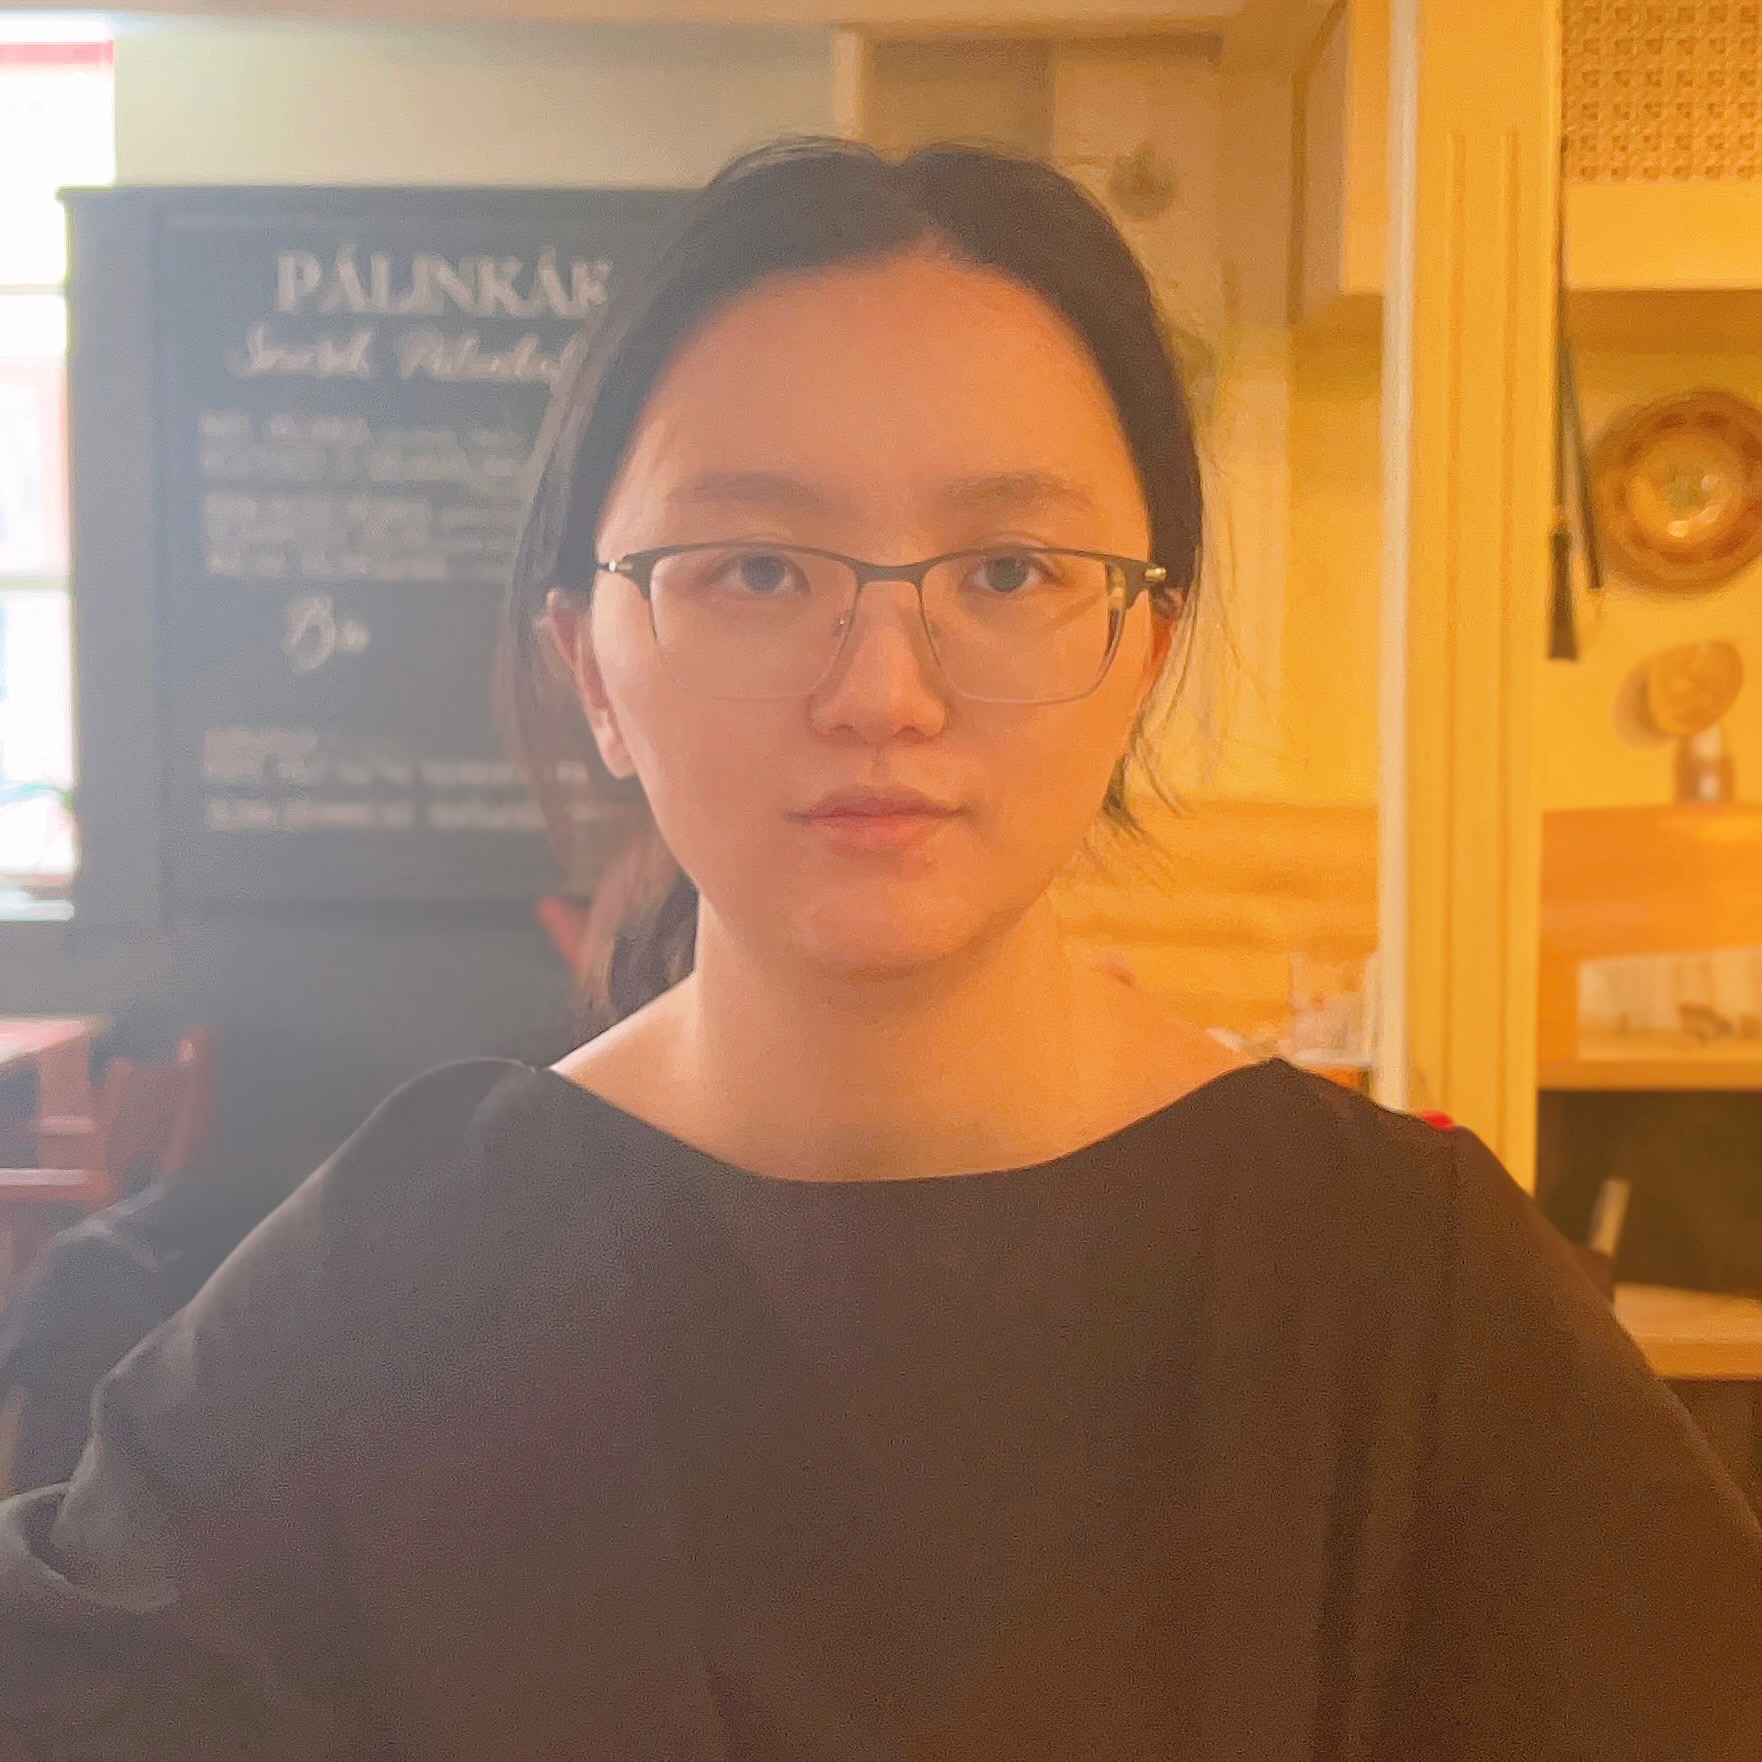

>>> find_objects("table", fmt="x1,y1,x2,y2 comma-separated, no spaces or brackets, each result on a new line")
1616,1283,1762,1383
0,1017,107,1117
1616,1282,1762,1508
0,1017,107,1297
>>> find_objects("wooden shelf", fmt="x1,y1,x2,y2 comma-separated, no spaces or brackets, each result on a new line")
1565,288,1762,354
1541,1035,1762,1093
1615,1284,1762,1382
1538,807,1762,1070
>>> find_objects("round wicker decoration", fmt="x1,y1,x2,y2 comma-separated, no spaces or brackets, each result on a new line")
1643,639,1745,738
1591,389,1762,592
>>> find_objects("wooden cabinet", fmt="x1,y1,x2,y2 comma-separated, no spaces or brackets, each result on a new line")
1538,804,1762,1082
1292,0,1762,320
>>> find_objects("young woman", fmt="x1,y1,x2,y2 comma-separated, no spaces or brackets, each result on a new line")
2,139,1759,1762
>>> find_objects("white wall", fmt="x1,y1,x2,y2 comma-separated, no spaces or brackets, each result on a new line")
113,20,835,186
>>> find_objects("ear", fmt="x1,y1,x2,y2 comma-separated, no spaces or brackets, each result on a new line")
543,588,638,782
1138,606,1176,700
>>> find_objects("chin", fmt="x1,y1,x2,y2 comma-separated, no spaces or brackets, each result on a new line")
783,888,1012,983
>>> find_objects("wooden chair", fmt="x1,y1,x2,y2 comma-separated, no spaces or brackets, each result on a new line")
0,1028,217,1294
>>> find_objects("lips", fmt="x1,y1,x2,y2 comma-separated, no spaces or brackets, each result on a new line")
796,789,961,821
791,789,963,852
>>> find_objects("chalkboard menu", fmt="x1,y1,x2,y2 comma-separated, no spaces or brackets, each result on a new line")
69,187,684,912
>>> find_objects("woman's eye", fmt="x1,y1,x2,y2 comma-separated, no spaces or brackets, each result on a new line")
724,551,798,595
970,552,1049,595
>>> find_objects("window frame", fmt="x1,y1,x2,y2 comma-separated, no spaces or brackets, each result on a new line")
0,35,113,900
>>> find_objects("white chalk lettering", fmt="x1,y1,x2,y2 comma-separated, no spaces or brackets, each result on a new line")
394,328,577,386
276,252,324,313
228,324,376,380
275,246,611,321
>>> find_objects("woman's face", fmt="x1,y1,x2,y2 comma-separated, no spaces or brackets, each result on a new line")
554,250,1170,981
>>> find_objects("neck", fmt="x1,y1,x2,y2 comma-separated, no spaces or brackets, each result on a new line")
671,897,1138,1181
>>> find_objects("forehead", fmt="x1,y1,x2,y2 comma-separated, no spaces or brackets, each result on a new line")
603,251,1147,539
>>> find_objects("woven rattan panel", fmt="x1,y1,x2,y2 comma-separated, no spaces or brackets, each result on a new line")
1565,0,1762,181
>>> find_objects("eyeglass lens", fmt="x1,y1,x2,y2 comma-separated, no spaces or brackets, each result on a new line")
642,546,1125,704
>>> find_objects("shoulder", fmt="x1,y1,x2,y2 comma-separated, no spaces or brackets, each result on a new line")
87,1060,636,1477
1173,1069,1598,1473
305,1055,643,1299
1258,1070,1589,1298
1169,1061,1578,1369
1194,1060,1467,1252
1215,1063,1613,1355
313,1055,562,1217
1099,984,1453,1227
179,1055,630,1366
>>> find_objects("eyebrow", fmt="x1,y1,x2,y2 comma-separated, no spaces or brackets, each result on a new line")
664,468,1100,521
932,471,1102,518
664,471,841,518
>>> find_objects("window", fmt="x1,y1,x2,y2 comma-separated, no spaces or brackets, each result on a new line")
0,33,113,892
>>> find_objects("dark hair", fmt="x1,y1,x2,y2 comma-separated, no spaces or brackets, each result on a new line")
502,136,1205,1030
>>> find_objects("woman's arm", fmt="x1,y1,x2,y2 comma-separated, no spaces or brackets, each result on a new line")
0,1061,523,1761
0,1148,385,1762
1382,1130,1762,1761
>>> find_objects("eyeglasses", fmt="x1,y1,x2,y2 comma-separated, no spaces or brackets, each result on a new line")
590,543,1177,706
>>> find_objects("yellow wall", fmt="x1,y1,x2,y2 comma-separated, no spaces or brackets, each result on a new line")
1280,328,1381,807
113,20,834,185
1542,345,1762,812
1274,329,1762,816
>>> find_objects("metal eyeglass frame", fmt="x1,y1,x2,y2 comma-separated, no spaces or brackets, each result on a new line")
589,542,1178,706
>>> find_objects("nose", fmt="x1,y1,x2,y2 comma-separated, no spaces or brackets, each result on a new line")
805,576,949,744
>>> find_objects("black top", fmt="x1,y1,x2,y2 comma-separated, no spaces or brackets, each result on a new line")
2,1057,1760,1761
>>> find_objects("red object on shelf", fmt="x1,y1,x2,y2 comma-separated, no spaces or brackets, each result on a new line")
1416,1110,1456,1130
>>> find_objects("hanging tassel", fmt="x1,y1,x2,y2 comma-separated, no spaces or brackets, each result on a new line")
1548,135,1581,661
1549,512,1580,661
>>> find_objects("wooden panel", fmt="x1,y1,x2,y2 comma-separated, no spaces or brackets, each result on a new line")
1570,182,1762,292
1049,796,1377,1035
1538,804,1762,1065
863,37,1050,155
1541,1042,1762,1092
1563,0,1762,187
1294,3,1350,317
1335,0,1387,300
1389,0,1557,1174
1290,0,1387,321
1564,289,1762,352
